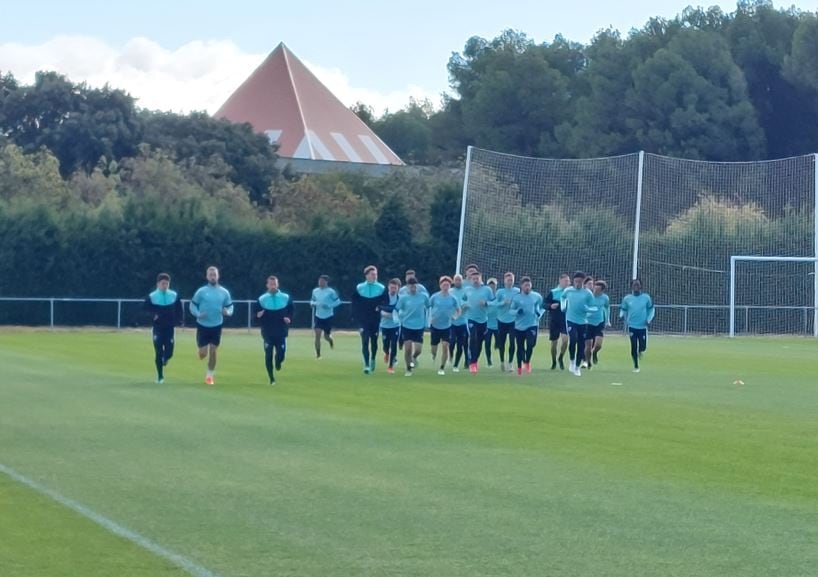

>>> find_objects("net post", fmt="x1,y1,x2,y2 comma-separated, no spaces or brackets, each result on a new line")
729,256,736,337
814,154,818,337
631,151,645,280
50,298,54,329
455,146,473,274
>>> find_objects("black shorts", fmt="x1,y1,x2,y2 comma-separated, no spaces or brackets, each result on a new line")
314,316,333,334
430,327,452,346
401,327,424,344
360,321,380,336
629,328,647,341
548,312,568,341
566,321,586,341
262,331,286,348
196,324,222,348
586,322,605,340
152,325,174,344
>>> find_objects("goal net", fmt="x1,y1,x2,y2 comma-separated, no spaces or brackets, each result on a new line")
730,257,818,336
457,147,817,334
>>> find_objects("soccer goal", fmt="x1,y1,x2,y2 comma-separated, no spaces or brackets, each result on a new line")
729,256,818,337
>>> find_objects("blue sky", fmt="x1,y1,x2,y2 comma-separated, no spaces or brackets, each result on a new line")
0,1,812,113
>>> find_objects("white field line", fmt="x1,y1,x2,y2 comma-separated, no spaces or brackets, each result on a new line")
0,463,224,577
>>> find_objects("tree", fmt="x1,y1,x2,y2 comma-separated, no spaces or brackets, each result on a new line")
374,99,435,164
429,183,462,248
375,194,412,247
0,72,142,176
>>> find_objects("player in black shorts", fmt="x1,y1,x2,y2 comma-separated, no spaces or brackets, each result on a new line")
545,274,570,369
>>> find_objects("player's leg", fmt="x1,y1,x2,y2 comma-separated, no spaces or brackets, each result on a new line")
496,323,507,368
430,329,440,364
404,336,414,374
263,338,275,384
313,327,322,358
515,330,526,374
323,319,335,349
484,329,495,367
559,332,568,368
524,327,537,372
275,335,286,371
629,330,640,371
549,324,559,370
593,329,604,365
468,321,484,371
582,331,593,369
452,326,464,370
360,327,371,373
152,328,164,382
369,324,379,371
639,329,648,356
439,331,450,374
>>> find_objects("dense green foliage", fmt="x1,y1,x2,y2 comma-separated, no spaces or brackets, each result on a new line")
2,330,817,576
369,2,818,164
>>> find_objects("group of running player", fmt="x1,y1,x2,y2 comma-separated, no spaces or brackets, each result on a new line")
143,264,655,386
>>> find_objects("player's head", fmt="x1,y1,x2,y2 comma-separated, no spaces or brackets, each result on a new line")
465,264,479,276
470,269,482,286
559,273,570,288
594,280,607,296
504,272,515,288
266,275,279,292
407,276,418,294
439,275,452,292
318,274,329,288
388,278,401,294
572,271,586,288
453,273,463,288
405,269,417,282
584,276,594,290
156,273,170,291
206,266,219,285
364,265,378,282
631,278,642,294
520,276,532,293
487,277,498,293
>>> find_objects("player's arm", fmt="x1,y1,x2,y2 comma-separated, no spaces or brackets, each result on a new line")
330,289,342,308
646,296,656,324
618,297,629,320
285,297,294,324
309,288,318,308
173,298,184,326
603,299,611,326
255,298,265,319
189,290,203,319
222,291,234,317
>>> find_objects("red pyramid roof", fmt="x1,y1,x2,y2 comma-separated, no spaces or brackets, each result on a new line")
214,43,404,165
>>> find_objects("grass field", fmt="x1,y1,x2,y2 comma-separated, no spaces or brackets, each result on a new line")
1,328,817,577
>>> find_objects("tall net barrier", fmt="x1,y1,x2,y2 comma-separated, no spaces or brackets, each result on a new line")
458,147,817,334
458,148,641,322
639,154,816,333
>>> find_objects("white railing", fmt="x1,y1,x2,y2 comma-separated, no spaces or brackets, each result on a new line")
0,298,815,335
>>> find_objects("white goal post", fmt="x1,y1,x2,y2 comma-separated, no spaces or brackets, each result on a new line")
729,256,818,337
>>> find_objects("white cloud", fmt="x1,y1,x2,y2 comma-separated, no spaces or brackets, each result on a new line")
0,35,436,116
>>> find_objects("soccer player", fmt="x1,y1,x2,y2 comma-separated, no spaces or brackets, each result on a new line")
396,278,430,376
585,279,611,367
256,275,293,385
510,277,544,375
495,272,520,372
619,279,655,373
310,274,340,359
484,277,499,368
143,272,183,383
449,273,469,372
398,269,429,296
351,265,388,374
545,274,570,370
189,266,234,385
429,276,461,375
580,277,595,369
560,271,596,377
463,269,495,374
380,278,401,374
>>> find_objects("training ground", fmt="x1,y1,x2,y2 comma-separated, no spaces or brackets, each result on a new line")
1,329,816,577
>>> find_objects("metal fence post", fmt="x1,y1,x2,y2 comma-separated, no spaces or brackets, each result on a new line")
247,302,252,331
117,300,122,329
683,306,688,334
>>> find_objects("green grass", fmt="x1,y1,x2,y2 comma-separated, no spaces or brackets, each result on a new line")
1,328,817,577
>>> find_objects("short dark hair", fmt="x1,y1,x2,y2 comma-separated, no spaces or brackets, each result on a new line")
389,278,401,287
407,277,418,285
520,276,532,284
439,275,453,285
595,280,608,291
157,273,170,283
465,263,479,272
504,272,515,279
319,274,329,282
573,271,586,280
405,269,416,277
364,265,377,275
267,275,278,282
559,273,570,279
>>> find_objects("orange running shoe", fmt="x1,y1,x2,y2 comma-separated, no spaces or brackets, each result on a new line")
205,375,214,386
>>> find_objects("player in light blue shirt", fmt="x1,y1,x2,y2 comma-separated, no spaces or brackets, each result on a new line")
560,271,597,376
483,278,500,368
463,269,496,373
449,273,470,372
189,266,234,385
510,276,544,375
619,279,655,372
310,274,341,359
494,272,520,372
396,278,431,376
398,269,429,297
584,279,611,368
429,276,461,375
380,279,401,373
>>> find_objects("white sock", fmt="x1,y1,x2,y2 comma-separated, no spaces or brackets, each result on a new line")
207,370,214,377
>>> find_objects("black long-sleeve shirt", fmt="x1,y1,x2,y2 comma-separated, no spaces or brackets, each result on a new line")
144,290,184,329
256,291,294,338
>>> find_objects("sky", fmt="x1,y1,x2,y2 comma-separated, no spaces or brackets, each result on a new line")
0,1,812,115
